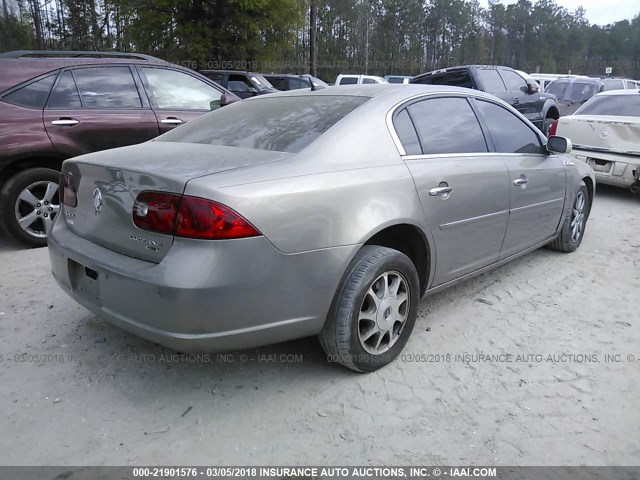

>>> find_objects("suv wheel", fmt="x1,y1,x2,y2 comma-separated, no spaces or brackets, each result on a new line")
0,168,61,248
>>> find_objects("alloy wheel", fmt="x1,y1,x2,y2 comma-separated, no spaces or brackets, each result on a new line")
570,190,586,243
14,181,60,239
357,271,410,354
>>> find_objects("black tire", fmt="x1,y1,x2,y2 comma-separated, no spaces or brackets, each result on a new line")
319,245,420,373
548,181,589,253
0,167,61,248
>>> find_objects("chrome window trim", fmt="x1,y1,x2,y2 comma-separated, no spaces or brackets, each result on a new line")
385,91,547,157
402,152,548,161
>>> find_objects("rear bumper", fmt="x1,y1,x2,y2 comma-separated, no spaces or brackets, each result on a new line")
48,218,357,352
572,149,640,188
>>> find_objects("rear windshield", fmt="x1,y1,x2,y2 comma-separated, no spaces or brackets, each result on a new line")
602,79,625,91
158,95,368,153
413,70,474,89
548,80,600,102
575,95,640,117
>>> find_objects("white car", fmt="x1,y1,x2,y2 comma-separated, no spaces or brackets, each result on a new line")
335,74,387,85
553,89,640,193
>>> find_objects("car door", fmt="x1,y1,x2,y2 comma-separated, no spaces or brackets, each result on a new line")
475,67,514,106
473,99,566,259
43,66,159,157
395,96,511,287
500,69,539,123
138,66,224,134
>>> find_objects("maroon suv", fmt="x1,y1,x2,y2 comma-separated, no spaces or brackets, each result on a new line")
0,50,238,247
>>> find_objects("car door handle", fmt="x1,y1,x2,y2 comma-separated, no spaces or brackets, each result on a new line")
429,185,454,197
513,97,520,105
513,175,528,188
51,118,79,126
160,117,183,125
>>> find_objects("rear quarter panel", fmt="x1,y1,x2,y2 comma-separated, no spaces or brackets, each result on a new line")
183,99,431,255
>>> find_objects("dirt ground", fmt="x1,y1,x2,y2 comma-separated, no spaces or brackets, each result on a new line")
0,184,638,466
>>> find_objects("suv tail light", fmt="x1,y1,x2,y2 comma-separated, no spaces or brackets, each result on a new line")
133,192,260,240
547,119,559,137
60,173,77,207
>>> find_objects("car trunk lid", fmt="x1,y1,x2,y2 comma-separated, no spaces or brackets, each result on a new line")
62,142,289,262
559,115,640,155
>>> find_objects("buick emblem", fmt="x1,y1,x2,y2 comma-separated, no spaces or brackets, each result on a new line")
599,130,609,139
93,188,103,215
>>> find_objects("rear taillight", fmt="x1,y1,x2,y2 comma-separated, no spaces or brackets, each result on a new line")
547,119,559,137
60,173,77,207
132,192,260,240
132,192,180,235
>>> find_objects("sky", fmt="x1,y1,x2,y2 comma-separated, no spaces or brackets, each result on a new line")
484,0,639,25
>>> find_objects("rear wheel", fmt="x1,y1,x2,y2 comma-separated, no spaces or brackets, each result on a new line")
542,116,555,136
319,246,420,372
548,181,589,253
0,168,61,247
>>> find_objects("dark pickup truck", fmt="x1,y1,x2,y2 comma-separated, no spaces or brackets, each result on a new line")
411,65,560,134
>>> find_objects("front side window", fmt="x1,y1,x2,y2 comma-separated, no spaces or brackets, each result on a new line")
575,95,640,117
2,73,56,109
478,69,506,92
362,78,377,84
142,67,222,110
73,67,142,109
47,71,81,109
157,95,368,153
289,78,310,90
475,100,542,154
501,70,527,93
406,97,487,154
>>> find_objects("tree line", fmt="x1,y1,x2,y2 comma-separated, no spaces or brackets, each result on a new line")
1,0,639,82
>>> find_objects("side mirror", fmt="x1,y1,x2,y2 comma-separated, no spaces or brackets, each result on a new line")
547,135,572,154
523,82,538,94
219,93,240,108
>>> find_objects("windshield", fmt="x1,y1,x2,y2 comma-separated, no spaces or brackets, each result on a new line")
575,95,640,117
157,95,369,153
602,79,625,91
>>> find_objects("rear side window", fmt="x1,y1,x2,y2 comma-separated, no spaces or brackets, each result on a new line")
475,100,542,154
2,73,56,109
158,95,368,153
47,71,81,108
478,69,506,92
393,109,421,155
339,77,358,85
268,77,287,90
569,82,600,103
575,95,640,117
73,67,142,108
547,80,569,99
406,97,487,155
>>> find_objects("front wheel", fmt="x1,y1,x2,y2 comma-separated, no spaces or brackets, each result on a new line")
548,181,589,253
319,246,420,372
0,168,61,248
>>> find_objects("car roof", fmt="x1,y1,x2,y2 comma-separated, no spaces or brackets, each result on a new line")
244,83,503,103
593,89,640,96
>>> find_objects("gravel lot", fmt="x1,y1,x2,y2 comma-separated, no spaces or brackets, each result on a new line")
0,184,638,466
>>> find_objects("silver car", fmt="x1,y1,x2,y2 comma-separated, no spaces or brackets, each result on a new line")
48,84,595,372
